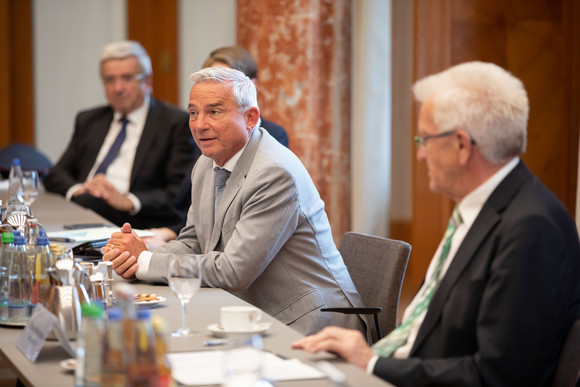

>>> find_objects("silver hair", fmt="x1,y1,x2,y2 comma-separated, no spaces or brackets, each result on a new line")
413,61,529,164
189,67,260,129
100,41,152,76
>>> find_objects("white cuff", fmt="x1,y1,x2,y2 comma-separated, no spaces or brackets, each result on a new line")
135,250,153,280
65,184,84,201
366,355,379,374
125,192,141,215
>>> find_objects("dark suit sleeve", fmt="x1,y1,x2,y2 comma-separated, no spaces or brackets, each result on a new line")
373,210,579,387
261,118,289,148
128,103,195,226
43,109,110,195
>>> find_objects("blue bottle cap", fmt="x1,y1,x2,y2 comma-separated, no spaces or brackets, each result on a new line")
13,236,25,245
36,236,49,245
11,158,20,166
136,308,151,320
107,307,122,322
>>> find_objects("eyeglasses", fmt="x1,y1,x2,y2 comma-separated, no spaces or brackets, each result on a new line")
414,130,457,148
102,73,146,86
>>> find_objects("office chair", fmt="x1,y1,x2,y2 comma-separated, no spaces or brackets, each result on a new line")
0,143,52,179
322,231,411,344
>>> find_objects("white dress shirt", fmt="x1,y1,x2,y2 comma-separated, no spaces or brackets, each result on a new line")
65,97,150,213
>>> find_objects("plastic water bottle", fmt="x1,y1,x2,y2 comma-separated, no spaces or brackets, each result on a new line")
128,308,159,386
32,235,51,305
152,316,174,387
8,158,24,205
0,232,15,322
75,302,105,387
100,306,127,387
7,235,32,324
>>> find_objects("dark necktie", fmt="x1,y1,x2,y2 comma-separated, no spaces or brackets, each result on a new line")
95,116,129,175
214,167,231,214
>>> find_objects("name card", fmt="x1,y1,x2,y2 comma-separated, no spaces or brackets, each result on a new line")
16,304,76,362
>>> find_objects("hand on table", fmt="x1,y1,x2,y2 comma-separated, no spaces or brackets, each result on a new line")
74,174,134,212
101,222,148,279
291,326,375,370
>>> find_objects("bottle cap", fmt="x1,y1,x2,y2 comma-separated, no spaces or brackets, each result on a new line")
2,233,14,244
13,236,25,245
136,308,151,320
107,306,122,322
12,231,22,237
36,236,49,245
11,158,20,166
81,302,104,318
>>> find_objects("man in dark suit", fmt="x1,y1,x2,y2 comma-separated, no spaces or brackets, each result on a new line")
43,41,195,230
292,61,580,386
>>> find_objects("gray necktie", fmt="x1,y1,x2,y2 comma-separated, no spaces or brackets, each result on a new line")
214,167,231,214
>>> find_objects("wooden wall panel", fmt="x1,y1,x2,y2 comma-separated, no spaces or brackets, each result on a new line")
127,0,179,105
406,0,580,299
0,0,34,147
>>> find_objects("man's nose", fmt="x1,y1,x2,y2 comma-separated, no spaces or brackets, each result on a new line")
191,113,207,130
416,146,426,161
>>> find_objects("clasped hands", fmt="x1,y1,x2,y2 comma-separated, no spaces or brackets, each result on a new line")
101,222,147,279
74,173,134,212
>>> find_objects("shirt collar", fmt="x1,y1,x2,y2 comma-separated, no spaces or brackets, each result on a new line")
458,156,520,228
212,130,253,173
113,95,150,125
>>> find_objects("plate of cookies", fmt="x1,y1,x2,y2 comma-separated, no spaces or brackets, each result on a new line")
134,293,166,307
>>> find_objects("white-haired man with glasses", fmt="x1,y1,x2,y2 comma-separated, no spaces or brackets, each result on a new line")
44,40,195,229
292,61,580,386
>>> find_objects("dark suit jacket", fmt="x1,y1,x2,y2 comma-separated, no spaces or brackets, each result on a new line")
170,118,289,233
43,99,196,229
374,161,580,387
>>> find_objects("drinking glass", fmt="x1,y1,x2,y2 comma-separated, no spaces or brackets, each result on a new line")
18,171,40,215
223,334,270,387
168,256,201,337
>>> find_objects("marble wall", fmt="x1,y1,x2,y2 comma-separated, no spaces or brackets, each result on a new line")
237,0,352,240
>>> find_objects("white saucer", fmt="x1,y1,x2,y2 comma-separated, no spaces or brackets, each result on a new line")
60,358,76,371
207,322,272,337
134,296,167,307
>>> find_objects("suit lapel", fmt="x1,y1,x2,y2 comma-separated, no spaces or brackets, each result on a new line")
411,161,532,354
208,128,263,249
130,99,159,187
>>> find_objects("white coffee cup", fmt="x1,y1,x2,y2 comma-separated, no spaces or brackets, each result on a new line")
220,306,262,332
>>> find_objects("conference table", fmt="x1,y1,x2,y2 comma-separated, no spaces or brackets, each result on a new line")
0,191,393,386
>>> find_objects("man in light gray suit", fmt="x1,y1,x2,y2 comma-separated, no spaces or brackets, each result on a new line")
103,66,366,336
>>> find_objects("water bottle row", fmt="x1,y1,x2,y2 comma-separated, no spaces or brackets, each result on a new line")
0,230,53,324
76,303,174,387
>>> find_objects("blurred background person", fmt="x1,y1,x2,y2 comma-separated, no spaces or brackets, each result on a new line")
44,40,195,230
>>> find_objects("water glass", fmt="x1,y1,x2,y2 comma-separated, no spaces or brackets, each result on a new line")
168,256,201,337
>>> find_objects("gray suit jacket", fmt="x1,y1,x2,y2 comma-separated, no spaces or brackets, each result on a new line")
145,128,365,335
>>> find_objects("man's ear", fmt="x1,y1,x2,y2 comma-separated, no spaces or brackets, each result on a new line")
245,107,260,130
456,129,475,165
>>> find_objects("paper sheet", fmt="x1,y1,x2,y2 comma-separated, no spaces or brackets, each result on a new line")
168,350,324,385
47,226,154,243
